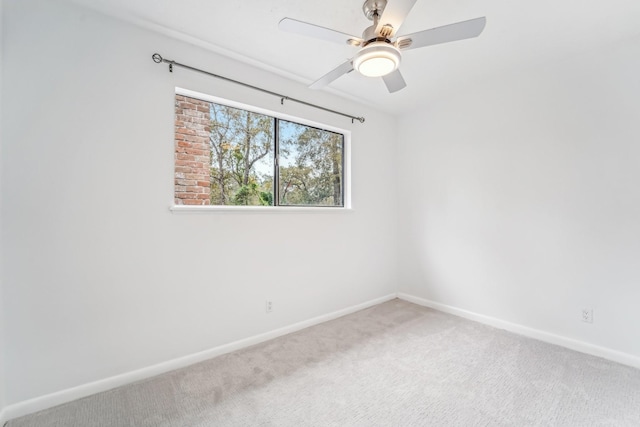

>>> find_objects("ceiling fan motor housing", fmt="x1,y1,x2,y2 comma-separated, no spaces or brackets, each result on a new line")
362,0,387,21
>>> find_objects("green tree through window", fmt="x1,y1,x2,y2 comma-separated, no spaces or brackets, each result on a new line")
278,120,343,206
209,103,274,206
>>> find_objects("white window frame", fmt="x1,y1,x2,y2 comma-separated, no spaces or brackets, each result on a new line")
171,87,352,213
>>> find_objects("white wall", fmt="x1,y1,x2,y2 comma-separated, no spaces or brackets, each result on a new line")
398,35,640,359
0,0,6,417
1,0,397,405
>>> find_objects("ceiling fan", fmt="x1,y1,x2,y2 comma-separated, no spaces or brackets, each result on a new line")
278,0,486,93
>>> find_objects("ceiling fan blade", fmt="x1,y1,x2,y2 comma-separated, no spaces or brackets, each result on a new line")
279,18,363,46
382,69,407,93
309,60,354,90
397,17,486,51
375,0,418,38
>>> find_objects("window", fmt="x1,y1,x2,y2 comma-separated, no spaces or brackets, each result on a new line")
174,90,347,208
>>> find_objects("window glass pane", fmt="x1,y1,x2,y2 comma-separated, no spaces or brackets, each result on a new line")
209,103,274,206
175,92,346,208
278,120,344,207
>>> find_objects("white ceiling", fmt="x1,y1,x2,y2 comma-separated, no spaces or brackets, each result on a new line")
67,0,640,115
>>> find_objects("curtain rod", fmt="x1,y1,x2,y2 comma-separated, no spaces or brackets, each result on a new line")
152,54,365,124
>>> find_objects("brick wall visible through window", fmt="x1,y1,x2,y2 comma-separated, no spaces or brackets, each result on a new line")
174,95,211,205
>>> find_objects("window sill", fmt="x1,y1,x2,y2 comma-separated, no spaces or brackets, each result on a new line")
170,205,354,214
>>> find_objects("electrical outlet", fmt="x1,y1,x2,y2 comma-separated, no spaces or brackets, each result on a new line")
266,300,273,313
581,308,593,323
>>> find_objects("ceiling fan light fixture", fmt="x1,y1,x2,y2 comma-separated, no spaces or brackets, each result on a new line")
353,42,401,77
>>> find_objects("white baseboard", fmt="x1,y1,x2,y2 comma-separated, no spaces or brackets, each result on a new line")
398,293,640,370
2,293,397,422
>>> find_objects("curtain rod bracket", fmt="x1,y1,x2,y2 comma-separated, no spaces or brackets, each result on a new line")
151,53,364,124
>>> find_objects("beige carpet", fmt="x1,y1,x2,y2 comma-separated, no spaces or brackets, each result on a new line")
8,299,640,426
